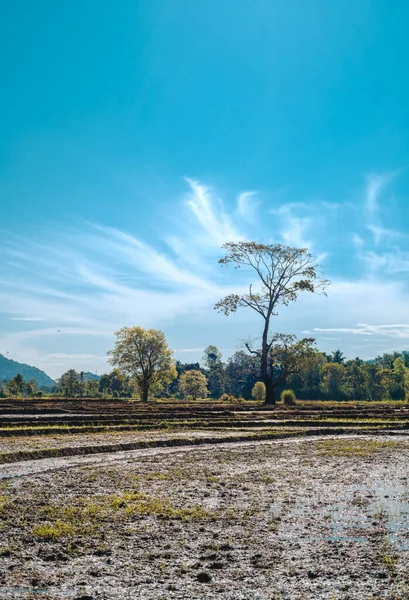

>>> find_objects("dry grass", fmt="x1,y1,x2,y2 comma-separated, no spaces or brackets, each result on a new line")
316,439,409,457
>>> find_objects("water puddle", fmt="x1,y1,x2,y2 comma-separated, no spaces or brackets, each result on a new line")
274,479,409,549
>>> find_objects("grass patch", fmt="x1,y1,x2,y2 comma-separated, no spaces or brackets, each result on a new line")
33,520,76,540
0,494,8,515
0,483,9,515
32,491,213,540
111,491,211,520
316,439,408,457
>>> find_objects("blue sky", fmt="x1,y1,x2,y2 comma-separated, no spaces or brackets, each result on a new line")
2,0,409,378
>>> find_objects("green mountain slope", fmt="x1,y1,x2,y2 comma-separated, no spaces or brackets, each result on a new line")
81,372,101,381
0,354,55,388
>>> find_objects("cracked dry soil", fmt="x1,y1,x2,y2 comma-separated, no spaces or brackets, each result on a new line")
1,435,409,600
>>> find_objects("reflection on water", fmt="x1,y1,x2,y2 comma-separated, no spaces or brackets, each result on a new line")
274,479,409,548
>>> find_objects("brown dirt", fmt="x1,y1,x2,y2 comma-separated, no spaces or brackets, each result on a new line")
1,435,409,599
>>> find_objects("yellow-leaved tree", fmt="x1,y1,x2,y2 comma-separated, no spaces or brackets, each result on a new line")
252,381,266,401
179,369,208,400
107,327,177,402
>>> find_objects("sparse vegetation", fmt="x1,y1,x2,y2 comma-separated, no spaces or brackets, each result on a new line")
33,490,213,541
316,439,406,457
0,493,8,515
2,385,409,598
2,434,409,598
33,520,76,540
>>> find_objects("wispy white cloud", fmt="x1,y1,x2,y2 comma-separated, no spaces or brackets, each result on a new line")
2,174,409,377
365,173,392,217
366,224,405,246
184,177,244,246
352,233,364,248
236,191,260,222
10,317,48,322
0,179,254,375
270,200,338,249
351,171,409,275
363,250,409,274
363,171,401,247
175,348,204,353
87,224,214,290
294,277,409,358
270,205,312,248
312,323,409,339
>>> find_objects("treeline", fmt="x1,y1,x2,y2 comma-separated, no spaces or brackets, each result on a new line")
2,346,409,402
169,347,409,402
0,373,42,398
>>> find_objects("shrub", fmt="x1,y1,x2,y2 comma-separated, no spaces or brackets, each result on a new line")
406,390,409,403
220,393,236,403
252,381,266,401
281,389,296,405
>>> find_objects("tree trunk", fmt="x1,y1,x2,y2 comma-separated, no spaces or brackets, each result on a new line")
260,317,276,405
142,387,149,403
263,376,276,405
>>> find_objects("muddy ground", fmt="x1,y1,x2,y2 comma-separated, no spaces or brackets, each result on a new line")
0,427,303,457
1,435,409,599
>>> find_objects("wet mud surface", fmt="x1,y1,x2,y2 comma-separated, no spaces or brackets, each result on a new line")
0,427,307,458
1,435,409,599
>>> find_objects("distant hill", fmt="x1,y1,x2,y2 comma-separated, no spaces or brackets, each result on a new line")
81,372,101,381
0,354,55,389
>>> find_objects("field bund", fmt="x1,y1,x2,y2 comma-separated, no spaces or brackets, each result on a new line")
0,398,408,464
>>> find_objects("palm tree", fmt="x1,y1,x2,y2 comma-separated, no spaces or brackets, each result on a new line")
330,349,345,364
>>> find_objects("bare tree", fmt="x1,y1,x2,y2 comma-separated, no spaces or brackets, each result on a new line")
215,242,330,404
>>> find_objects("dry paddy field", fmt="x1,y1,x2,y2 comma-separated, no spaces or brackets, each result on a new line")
1,400,409,599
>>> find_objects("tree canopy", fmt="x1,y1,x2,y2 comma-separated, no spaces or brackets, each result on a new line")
108,327,177,402
252,381,266,401
56,369,81,398
179,369,208,400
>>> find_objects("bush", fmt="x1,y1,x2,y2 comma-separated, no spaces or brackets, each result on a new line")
406,390,409,403
220,393,236,403
281,389,296,405
252,381,266,401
